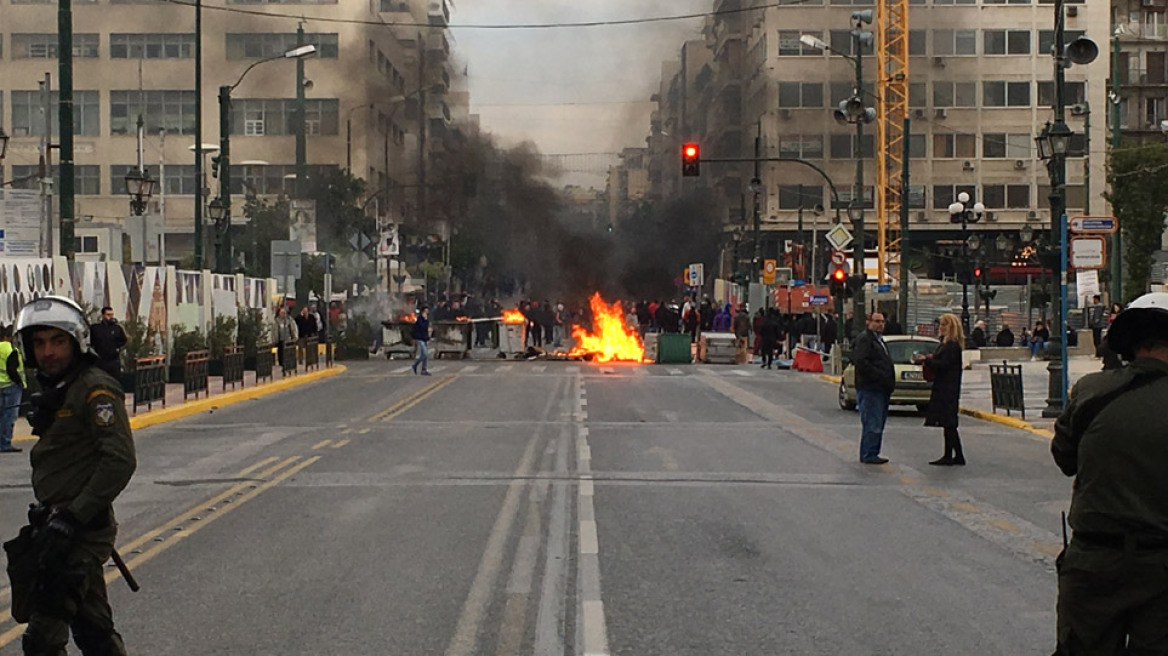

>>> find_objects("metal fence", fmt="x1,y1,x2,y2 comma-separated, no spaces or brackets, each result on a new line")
132,355,167,416
183,349,210,401
304,337,319,371
256,344,275,383
280,343,298,377
989,360,1026,420
222,345,245,391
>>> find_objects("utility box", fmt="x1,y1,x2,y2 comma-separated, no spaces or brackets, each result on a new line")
656,333,693,364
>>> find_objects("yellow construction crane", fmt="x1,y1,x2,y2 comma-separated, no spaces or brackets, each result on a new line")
875,0,909,285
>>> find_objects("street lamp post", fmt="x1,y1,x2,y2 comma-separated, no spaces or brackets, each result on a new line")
948,192,984,334
0,128,9,161
1035,0,1098,417
803,12,875,337
215,44,317,273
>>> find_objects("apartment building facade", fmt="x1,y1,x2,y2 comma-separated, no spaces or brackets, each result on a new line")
0,0,463,262
647,0,1112,283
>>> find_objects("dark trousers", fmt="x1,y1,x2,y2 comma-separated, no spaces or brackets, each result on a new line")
1092,327,1103,355
942,426,964,459
23,539,127,656
761,343,776,368
1057,540,1168,655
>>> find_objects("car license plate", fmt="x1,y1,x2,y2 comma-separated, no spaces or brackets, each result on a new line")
901,370,924,381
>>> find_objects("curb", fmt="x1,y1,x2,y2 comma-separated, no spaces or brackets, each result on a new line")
814,372,1054,439
15,365,346,441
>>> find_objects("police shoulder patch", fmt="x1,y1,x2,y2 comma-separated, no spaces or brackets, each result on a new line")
88,391,119,427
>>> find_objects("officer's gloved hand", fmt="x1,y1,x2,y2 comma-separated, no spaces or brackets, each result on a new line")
45,508,78,542
26,392,56,436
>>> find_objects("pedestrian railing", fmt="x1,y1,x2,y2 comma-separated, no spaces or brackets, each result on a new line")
304,337,319,370
989,360,1026,420
281,343,298,377
222,345,245,391
182,349,210,401
255,343,275,383
132,355,167,416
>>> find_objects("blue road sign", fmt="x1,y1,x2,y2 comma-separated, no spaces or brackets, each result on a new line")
1070,217,1118,234
809,295,829,306
877,284,892,293
792,279,806,287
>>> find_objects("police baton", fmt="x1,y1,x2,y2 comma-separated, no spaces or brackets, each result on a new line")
109,549,140,592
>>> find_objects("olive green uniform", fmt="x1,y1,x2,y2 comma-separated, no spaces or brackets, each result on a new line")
24,363,136,656
1051,357,1168,655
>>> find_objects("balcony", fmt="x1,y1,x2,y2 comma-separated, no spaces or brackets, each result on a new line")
426,32,451,59
1116,21,1168,39
428,0,450,27
1119,68,1168,85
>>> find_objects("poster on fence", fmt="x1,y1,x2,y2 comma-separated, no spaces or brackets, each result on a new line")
0,189,43,256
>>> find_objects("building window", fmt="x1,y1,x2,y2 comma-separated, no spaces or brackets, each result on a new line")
830,134,875,159
778,135,824,159
932,133,976,158
111,164,197,196
380,0,410,9
11,91,101,137
1037,30,1085,55
228,0,337,4
933,184,978,210
110,34,195,59
908,134,927,158
909,82,928,108
778,82,823,108
778,30,822,55
830,82,854,105
1037,81,1086,107
230,99,340,136
933,81,978,107
933,0,976,5
983,81,1030,107
1007,184,1031,208
984,0,1030,4
832,187,875,209
10,165,100,195
984,30,1031,55
982,133,1031,158
234,164,339,195
225,33,339,59
110,90,197,136
13,33,100,59
907,184,926,208
75,236,100,253
933,30,977,55
909,30,927,56
777,185,824,209
829,30,875,56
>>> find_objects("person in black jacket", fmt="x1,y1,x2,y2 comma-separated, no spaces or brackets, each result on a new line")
411,307,432,375
759,309,782,369
917,313,966,465
994,324,1015,347
852,312,895,464
89,306,127,379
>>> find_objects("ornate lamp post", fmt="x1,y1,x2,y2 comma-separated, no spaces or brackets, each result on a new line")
0,127,9,161
123,167,157,217
947,192,984,333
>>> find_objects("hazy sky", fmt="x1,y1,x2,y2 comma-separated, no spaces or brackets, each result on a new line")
451,0,711,177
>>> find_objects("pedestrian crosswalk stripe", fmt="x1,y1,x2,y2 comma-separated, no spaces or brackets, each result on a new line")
667,368,683,376
462,365,479,373
730,370,751,376
498,364,514,372
566,366,579,373
427,366,444,373
392,366,412,374
532,365,546,373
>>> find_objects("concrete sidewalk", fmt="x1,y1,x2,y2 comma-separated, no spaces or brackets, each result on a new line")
960,356,1102,434
12,364,343,444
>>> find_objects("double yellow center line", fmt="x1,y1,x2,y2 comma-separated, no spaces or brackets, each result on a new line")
368,374,459,423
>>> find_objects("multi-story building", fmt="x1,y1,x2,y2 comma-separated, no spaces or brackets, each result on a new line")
0,0,464,263
605,147,649,229
1113,0,1168,140
646,0,1111,286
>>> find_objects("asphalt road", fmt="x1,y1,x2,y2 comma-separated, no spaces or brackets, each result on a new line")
0,359,1074,655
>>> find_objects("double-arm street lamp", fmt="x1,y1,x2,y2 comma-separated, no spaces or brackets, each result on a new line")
947,192,985,334
214,43,317,273
802,10,875,337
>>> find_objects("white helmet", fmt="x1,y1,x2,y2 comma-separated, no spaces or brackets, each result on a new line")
14,295,92,368
1107,292,1168,360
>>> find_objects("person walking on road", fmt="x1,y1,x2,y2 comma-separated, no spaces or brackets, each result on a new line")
412,306,432,375
1087,294,1106,357
5,295,137,656
0,325,26,453
1050,292,1168,655
916,313,966,466
759,309,782,369
89,307,126,380
852,312,895,464
732,306,752,364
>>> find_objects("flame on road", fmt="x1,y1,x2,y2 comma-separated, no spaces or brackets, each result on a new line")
501,309,526,324
568,293,645,363
398,313,417,323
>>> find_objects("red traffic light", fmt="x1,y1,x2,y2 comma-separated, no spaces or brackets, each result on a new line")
681,143,700,177
974,267,982,279
831,267,847,282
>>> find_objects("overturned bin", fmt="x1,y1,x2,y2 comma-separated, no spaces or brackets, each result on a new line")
432,320,472,359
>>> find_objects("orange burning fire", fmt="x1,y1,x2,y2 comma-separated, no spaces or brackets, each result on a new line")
501,309,526,324
398,313,417,323
568,293,645,363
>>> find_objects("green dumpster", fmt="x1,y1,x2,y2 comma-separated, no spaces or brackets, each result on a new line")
656,333,693,364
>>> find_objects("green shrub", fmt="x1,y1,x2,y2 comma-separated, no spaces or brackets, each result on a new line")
207,314,238,360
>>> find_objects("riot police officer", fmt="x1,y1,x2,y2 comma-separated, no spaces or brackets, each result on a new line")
1051,292,1168,655
4,296,136,656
